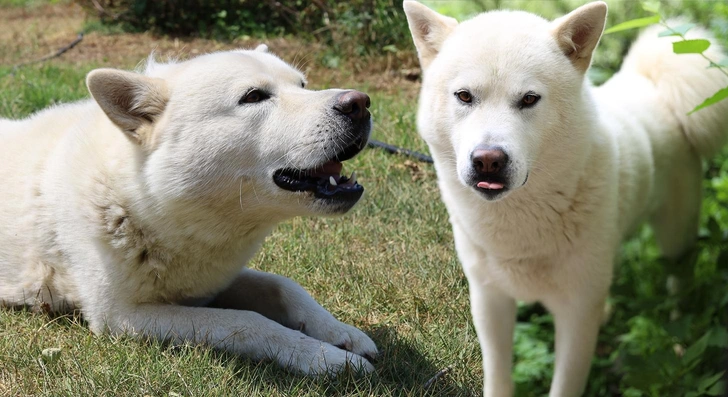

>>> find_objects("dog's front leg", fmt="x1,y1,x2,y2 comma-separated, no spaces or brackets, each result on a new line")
455,227,517,396
545,285,608,397
104,303,374,376
469,280,517,397
209,268,378,361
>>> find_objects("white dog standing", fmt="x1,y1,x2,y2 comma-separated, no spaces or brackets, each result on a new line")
0,45,378,376
404,1,728,395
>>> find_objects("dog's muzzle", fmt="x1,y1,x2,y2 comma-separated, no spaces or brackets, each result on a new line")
469,145,511,200
272,90,371,206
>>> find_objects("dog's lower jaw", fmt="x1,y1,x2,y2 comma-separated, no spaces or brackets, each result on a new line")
317,197,362,215
473,187,509,201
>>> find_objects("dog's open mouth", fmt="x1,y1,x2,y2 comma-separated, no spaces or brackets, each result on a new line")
273,138,366,201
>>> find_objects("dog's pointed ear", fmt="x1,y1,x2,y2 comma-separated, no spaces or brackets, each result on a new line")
255,44,269,52
551,1,607,73
86,69,169,144
403,0,458,70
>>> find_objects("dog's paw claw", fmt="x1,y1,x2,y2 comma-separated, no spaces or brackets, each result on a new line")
300,318,378,360
363,352,378,363
292,342,375,377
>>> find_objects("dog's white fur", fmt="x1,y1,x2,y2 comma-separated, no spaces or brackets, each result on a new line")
0,46,378,376
404,1,728,395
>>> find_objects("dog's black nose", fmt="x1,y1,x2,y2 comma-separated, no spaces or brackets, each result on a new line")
471,145,509,175
334,91,371,121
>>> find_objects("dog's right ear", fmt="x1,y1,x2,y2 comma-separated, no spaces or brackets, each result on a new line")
403,1,458,70
86,69,169,145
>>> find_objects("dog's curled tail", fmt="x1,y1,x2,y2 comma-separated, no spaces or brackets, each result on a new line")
620,22,728,158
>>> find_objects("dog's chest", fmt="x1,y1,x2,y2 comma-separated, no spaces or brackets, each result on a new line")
449,183,621,304
95,199,268,304
455,198,585,259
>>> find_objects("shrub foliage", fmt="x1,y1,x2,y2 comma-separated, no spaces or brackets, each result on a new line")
78,0,410,53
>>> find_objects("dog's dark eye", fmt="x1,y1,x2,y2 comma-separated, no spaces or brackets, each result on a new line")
520,93,540,108
239,89,269,105
456,90,473,104
300,81,306,88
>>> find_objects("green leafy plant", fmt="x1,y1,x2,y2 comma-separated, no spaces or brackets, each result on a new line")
78,0,410,56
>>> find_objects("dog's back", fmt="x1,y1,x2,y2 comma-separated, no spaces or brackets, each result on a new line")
594,25,728,255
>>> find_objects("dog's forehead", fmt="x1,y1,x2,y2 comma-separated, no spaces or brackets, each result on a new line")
453,12,555,62
213,51,300,75
168,50,304,86
436,11,562,89
457,10,550,42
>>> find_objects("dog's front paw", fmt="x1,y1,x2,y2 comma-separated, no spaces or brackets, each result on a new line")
300,317,378,362
288,338,375,377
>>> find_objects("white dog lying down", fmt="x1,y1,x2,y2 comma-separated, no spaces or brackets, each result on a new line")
404,1,728,395
0,45,378,376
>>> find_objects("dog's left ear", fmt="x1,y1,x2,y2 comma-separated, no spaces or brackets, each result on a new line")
551,1,607,73
255,44,269,53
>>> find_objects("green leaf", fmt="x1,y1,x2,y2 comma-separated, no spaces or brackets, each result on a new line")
683,329,712,365
709,58,728,68
641,0,660,14
623,387,644,397
665,315,694,339
673,39,711,54
658,23,697,37
689,86,728,114
708,217,722,241
708,327,728,348
699,371,725,392
603,15,660,34
707,380,726,396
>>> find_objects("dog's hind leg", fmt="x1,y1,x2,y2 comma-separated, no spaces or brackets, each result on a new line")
208,268,378,360
649,153,702,318
649,153,702,262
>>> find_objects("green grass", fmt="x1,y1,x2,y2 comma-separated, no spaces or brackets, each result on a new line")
1,2,728,395
0,0,54,8
0,66,95,116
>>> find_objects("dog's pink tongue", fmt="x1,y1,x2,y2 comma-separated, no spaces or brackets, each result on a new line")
477,181,504,190
313,161,343,176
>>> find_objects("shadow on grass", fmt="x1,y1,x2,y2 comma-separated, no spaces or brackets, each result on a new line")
366,325,479,396
2,307,478,395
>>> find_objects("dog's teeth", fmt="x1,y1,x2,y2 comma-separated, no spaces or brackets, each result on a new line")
350,171,357,184
329,176,337,186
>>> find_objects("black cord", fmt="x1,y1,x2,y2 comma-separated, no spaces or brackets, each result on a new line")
367,139,433,164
